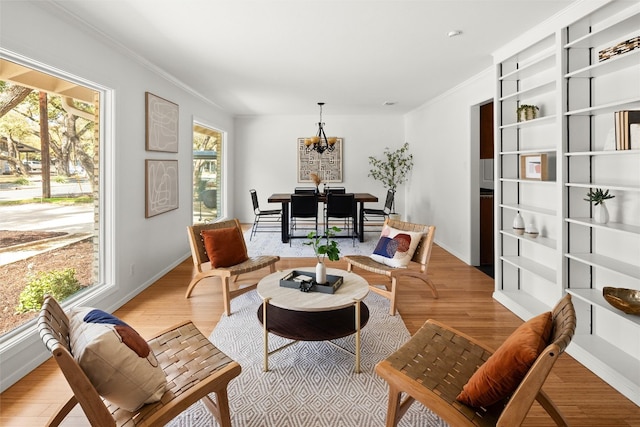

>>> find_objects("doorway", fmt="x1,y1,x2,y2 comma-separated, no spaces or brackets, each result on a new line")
478,100,494,278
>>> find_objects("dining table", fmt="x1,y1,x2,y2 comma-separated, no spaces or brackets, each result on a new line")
268,192,378,243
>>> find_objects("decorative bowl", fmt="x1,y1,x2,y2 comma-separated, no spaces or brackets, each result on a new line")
603,287,640,315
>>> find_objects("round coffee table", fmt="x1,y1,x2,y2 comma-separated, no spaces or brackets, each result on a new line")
257,267,369,373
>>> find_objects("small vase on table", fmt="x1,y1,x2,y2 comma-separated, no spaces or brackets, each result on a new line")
316,262,327,284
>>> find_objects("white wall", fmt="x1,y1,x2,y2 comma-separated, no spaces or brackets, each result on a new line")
233,114,405,222
405,69,494,263
0,1,234,391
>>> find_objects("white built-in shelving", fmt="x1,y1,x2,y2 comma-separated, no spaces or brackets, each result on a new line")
494,0,640,406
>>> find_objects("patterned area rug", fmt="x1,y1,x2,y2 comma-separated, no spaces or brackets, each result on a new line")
167,290,448,427
244,230,380,258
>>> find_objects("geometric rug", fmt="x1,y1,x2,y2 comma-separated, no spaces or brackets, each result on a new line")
167,290,449,426
243,230,380,258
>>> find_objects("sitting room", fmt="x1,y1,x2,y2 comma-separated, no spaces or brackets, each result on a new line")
0,0,638,425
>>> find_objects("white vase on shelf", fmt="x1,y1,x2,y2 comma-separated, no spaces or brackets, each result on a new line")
594,203,609,224
525,223,539,238
316,262,327,284
512,212,525,235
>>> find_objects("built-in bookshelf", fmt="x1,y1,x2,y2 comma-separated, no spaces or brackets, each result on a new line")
494,0,640,406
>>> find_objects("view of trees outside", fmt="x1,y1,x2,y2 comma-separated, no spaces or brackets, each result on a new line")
193,124,221,223
0,64,99,337
0,81,96,180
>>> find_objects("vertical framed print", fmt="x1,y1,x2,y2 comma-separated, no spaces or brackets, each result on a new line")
145,159,179,217
145,92,179,152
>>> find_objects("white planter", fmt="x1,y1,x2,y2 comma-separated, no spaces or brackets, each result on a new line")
594,203,609,224
316,262,327,284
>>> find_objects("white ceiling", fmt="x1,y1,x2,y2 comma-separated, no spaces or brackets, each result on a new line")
49,0,575,116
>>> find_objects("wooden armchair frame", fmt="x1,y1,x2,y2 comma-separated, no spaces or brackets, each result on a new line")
185,218,279,315
375,294,576,427
344,218,437,315
38,295,241,427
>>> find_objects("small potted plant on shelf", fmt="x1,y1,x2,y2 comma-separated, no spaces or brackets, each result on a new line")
368,142,414,218
516,104,539,122
305,226,341,284
584,188,615,224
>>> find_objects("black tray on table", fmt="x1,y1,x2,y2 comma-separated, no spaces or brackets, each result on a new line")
279,270,344,294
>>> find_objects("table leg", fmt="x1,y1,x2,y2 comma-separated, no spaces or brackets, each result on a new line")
281,202,289,243
354,298,361,373
263,297,271,372
358,201,365,242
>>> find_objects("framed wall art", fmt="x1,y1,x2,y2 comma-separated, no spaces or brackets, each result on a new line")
145,92,179,152
145,159,179,217
520,153,548,181
297,137,343,183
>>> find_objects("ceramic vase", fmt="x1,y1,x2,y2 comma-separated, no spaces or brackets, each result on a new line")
594,203,609,224
316,261,327,284
525,223,539,238
512,212,525,235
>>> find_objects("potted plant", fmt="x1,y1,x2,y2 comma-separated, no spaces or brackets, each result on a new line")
304,226,341,284
516,104,539,122
584,188,615,224
368,142,414,217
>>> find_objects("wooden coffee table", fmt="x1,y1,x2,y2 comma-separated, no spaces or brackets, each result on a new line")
256,267,369,373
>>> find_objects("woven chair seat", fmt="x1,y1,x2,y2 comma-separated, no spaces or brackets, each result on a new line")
38,296,241,427
345,219,437,315
186,219,279,315
110,321,239,426
382,320,503,426
343,255,401,276
375,294,576,427
201,255,280,277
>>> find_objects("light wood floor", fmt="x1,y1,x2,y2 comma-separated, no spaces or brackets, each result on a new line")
1,245,639,426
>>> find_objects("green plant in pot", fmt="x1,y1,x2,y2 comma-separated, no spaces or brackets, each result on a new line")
305,226,341,284
584,188,615,224
517,104,539,122
368,142,414,215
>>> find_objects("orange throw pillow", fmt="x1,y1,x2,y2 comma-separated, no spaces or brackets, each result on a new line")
201,227,248,268
456,311,553,408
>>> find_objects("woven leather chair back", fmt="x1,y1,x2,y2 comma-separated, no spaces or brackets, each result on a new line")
187,218,246,266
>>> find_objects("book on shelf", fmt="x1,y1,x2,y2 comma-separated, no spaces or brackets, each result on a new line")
614,110,640,150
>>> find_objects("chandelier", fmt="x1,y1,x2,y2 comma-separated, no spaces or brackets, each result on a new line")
304,102,337,154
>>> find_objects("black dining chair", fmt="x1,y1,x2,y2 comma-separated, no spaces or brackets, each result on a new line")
325,193,357,246
362,189,394,232
294,187,316,194
324,186,346,195
289,194,319,246
249,189,282,241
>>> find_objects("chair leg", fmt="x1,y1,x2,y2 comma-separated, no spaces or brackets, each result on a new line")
389,277,398,315
385,384,403,427
185,274,206,298
536,390,570,427
250,215,258,241
46,396,79,427
222,277,232,316
201,388,233,427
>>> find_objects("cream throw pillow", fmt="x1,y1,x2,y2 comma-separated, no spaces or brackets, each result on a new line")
370,225,424,268
68,306,167,412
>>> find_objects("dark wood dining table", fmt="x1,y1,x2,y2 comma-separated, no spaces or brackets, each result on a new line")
268,193,378,243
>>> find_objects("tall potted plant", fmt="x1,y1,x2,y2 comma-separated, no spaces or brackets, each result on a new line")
368,142,414,216
305,226,341,284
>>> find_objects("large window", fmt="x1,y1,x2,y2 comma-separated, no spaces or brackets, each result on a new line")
193,123,223,223
0,58,102,337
